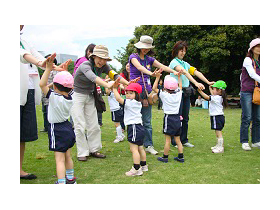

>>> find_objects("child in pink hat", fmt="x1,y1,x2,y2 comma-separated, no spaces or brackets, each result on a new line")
152,70,185,163
39,53,76,184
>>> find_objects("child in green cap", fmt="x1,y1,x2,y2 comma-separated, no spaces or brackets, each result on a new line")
197,80,228,153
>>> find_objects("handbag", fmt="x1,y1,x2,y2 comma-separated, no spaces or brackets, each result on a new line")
92,83,106,113
140,71,150,107
252,59,260,105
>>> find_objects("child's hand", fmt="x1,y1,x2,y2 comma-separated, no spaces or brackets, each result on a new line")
195,82,205,90
177,69,184,77
112,77,121,89
46,53,56,70
55,59,72,71
154,68,163,78
208,81,215,86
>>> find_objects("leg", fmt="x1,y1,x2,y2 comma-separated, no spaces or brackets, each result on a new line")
251,103,260,144
65,149,74,170
240,92,253,144
20,142,28,176
129,143,140,164
174,136,183,154
71,92,89,158
181,95,191,144
138,146,146,162
141,104,153,147
54,152,66,183
164,135,171,156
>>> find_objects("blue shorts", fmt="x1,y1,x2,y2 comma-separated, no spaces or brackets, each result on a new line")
111,108,124,122
163,114,181,136
127,124,145,146
48,120,75,153
210,115,225,131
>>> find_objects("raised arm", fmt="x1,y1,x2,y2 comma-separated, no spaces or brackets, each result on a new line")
197,88,210,101
152,70,162,94
112,77,124,105
209,85,214,95
39,53,56,96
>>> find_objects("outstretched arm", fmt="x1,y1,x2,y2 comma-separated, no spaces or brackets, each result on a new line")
197,88,210,101
112,77,124,105
39,53,56,96
194,70,215,86
152,69,162,93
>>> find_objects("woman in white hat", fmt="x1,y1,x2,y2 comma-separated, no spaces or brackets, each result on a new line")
71,45,135,161
129,35,179,155
240,38,260,151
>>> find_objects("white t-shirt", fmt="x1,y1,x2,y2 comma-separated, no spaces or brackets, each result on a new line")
159,89,182,115
209,95,224,116
108,91,120,111
195,98,203,106
122,99,142,126
46,89,74,123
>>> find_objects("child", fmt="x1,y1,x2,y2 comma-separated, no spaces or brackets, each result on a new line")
197,80,228,153
39,53,76,184
152,70,185,163
105,81,125,143
112,78,148,176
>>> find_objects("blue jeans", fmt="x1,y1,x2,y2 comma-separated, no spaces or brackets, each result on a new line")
141,104,153,147
171,93,190,146
240,91,260,144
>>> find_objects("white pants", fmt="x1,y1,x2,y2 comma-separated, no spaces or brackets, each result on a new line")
71,92,102,157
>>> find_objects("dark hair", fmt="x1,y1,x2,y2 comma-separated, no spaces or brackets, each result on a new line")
53,82,72,93
85,44,96,60
122,63,130,81
135,92,140,101
45,54,57,65
136,48,155,56
221,89,229,108
172,41,188,59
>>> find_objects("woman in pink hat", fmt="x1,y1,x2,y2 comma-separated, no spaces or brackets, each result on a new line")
240,38,260,151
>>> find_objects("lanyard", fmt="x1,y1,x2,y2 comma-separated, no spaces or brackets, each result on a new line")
20,41,25,49
254,59,260,69
139,55,148,67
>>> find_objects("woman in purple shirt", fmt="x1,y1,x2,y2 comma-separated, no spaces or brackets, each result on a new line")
129,35,178,155
240,38,260,151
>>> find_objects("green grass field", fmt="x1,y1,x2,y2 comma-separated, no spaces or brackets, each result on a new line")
20,97,260,184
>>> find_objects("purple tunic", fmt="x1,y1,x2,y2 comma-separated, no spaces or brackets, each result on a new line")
129,53,155,92
241,58,260,92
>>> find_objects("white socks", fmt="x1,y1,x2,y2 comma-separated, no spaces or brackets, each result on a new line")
116,125,123,137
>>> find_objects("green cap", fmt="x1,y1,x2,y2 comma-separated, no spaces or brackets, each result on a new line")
212,80,227,90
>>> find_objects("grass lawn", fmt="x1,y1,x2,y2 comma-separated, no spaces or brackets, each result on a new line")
20,96,260,184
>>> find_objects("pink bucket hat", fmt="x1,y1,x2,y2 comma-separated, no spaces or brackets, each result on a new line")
164,75,178,90
53,71,74,88
248,38,260,52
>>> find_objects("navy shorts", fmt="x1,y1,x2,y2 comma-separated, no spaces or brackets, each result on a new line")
48,120,75,153
210,115,225,131
127,124,145,146
111,109,124,122
163,114,181,136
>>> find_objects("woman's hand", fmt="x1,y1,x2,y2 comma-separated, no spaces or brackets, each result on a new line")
208,81,215,86
54,59,72,71
195,82,205,90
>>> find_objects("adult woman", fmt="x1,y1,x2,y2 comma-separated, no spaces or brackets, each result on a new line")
169,41,214,147
119,63,130,95
240,38,260,151
20,25,67,179
129,35,178,155
71,45,132,161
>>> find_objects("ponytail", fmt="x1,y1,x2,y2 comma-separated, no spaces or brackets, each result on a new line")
221,90,229,108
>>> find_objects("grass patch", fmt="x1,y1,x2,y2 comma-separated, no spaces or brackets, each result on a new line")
20,97,260,184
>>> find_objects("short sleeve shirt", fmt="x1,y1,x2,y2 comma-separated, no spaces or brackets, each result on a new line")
108,91,121,111
169,57,195,88
129,53,155,92
209,95,224,116
159,89,182,115
121,99,142,126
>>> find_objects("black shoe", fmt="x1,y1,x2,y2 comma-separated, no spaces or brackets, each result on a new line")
20,173,37,180
66,177,77,184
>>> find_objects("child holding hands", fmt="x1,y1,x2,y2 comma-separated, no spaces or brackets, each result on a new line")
39,53,76,184
152,70,185,163
197,81,228,153
105,81,125,143
112,78,148,176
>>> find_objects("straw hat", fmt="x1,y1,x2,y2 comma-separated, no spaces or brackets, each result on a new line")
134,35,155,49
89,45,112,61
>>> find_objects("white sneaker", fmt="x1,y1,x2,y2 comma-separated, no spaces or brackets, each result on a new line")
125,167,143,176
212,146,224,153
183,142,195,147
242,143,251,151
113,136,123,143
145,146,158,155
251,142,260,148
141,165,148,172
211,144,218,150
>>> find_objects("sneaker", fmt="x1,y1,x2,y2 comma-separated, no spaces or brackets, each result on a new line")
66,177,77,184
157,157,168,163
125,167,143,177
212,146,224,153
211,144,218,150
145,146,158,155
174,157,185,163
183,142,194,147
242,143,251,151
141,165,149,172
113,136,122,143
251,142,260,148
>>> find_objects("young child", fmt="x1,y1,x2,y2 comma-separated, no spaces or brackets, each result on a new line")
152,70,185,163
197,80,228,153
105,81,125,143
112,78,148,176
39,53,76,184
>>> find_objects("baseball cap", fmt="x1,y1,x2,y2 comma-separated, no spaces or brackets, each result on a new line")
164,75,178,90
53,71,74,88
212,80,227,90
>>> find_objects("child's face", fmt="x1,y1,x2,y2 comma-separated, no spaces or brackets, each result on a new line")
213,87,222,95
126,90,136,99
